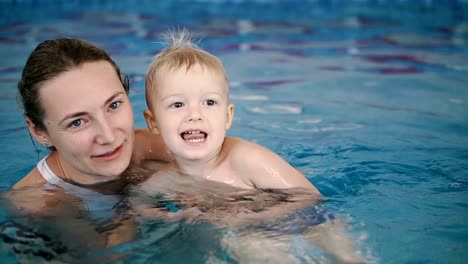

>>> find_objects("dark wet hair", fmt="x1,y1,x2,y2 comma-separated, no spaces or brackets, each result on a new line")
17,38,129,131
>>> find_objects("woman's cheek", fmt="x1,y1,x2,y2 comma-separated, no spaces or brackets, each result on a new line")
67,133,95,156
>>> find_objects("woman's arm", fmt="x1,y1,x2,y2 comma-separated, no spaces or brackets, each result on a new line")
220,188,321,228
3,187,82,216
2,188,136,250
125,129,172,184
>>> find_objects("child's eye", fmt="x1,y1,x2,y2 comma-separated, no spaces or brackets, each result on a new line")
170,102,184,108
205,99,217,106
109,101,122,110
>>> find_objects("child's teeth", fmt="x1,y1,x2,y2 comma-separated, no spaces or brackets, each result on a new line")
187,138,204,143
181,131,206,142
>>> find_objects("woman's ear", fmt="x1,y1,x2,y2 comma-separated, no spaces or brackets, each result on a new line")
25,117,50,146
225,104,235,130
143,109,160,134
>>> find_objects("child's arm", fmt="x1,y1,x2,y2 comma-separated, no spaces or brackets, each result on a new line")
230,138,321,195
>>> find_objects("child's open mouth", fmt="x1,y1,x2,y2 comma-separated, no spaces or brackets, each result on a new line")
181,130,207,143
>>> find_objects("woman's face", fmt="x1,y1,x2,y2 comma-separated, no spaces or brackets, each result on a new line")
34,61,134,184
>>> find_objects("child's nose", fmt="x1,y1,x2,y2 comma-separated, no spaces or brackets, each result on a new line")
187,106,202,122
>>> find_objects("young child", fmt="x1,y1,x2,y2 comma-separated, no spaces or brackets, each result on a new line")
142,29,320,195
132,30,362,263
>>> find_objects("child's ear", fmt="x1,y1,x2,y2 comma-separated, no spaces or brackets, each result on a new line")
225,104,234,130
143,109,160,134
25,117,50,147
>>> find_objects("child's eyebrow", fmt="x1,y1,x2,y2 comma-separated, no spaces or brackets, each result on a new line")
160,93,185,101
204,91,223,96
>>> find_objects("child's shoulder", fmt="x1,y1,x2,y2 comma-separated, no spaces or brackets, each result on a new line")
224,137,278,169
225,137,272,155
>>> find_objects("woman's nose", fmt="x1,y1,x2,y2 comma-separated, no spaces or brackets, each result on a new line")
96,118,116,144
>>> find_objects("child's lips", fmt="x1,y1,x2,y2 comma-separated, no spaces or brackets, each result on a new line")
181,130,207,143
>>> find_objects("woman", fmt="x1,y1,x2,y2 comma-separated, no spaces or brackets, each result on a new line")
2,38,169,253
13,38,169,192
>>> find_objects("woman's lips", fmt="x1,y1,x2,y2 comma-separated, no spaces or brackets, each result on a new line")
92,144,124,161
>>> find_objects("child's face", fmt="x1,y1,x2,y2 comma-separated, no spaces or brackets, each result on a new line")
147,63,233,162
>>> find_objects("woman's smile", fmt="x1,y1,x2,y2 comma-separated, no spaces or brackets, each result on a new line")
92,143,125,162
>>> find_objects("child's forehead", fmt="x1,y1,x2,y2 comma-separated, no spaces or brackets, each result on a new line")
161,62,222,76
157,64,228,87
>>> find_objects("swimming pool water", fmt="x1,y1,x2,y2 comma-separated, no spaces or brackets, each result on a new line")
1,0,467,263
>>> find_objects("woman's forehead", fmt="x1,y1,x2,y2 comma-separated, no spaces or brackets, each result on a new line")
39,61,124,119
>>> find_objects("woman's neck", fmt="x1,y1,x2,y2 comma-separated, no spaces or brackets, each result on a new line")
47,151,126,194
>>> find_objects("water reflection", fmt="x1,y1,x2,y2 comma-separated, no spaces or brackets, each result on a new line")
0,175,364,263
127,172,363,263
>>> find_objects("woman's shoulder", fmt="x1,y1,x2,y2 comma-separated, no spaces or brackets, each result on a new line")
132,128,172,165
12,165,47,190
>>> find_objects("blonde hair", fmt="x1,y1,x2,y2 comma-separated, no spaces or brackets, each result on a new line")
145,29,228,107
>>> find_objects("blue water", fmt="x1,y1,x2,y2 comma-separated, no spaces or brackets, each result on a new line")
1,0,467,263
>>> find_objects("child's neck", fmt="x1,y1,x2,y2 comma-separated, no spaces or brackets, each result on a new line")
173,150,224,178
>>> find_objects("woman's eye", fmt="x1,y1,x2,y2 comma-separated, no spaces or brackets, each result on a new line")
69,119,82,128
171,102,184,108
109,101,121,110
206,99,216,106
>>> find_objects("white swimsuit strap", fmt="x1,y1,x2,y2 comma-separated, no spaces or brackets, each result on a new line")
37,155,100,191
36,155,121,215
37,155,61,185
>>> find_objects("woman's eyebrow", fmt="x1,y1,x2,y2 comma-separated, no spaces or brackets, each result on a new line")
58,111,88,127
104,91,125,106
58,92,125,126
